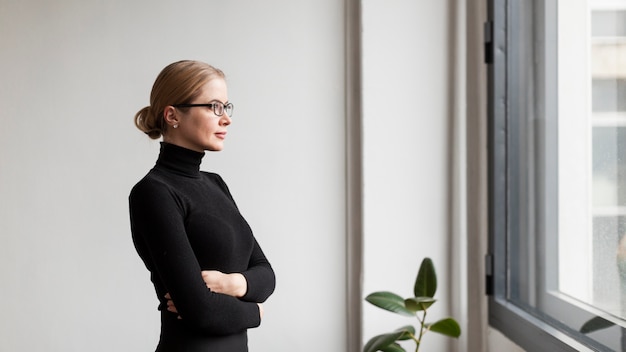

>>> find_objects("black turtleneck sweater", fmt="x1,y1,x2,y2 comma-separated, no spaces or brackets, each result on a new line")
129,142,275,352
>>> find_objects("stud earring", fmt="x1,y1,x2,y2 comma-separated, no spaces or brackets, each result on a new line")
173,124,178,129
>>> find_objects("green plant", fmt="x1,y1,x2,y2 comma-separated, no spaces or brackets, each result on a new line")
364,257,461,352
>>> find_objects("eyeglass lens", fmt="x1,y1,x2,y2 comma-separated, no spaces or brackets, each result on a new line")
223,103,233,116
213,103,224,116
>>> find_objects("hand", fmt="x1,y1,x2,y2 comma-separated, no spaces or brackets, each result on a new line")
201,270,247,298
257,303,264,320
164,293,181,319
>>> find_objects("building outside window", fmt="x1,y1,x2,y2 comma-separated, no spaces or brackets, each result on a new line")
589,2,626,321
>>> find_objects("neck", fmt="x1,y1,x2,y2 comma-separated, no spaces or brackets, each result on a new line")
154,142,205,177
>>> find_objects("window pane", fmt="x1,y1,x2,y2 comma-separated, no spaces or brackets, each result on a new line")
592,79,626,112
592,215,625,316
495,1,626,350
592,10,626,37
558,1,626,349
588,1,626,327
593,127,626,208
559,2,626,350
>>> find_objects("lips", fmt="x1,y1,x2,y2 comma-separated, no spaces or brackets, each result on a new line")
215,132,227,139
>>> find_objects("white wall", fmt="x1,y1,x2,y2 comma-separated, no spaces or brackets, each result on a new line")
0,1,346,351
361,1,455,351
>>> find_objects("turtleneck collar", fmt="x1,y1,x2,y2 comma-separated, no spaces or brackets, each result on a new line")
154,142,205,177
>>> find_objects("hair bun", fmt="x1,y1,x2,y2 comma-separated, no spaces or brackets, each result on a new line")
134,106,162,139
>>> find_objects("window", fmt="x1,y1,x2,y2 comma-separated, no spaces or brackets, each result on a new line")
487,0,626,351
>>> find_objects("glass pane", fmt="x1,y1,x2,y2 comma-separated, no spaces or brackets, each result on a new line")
592,79,626,112
506,1,626,350
592,127,626,207
592,216,625,317
592,10,626,37
558,2,626,349
589,2,626,326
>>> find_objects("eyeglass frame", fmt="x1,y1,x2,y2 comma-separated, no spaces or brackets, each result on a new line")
172,101,234,117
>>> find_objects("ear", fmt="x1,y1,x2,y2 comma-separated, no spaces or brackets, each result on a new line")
163,106,180,127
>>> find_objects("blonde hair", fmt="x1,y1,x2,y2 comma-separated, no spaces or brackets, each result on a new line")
134,60,225,139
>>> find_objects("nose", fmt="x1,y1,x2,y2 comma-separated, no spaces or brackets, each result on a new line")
220,113,232,126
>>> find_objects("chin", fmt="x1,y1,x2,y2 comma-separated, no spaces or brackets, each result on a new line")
207,145,224,152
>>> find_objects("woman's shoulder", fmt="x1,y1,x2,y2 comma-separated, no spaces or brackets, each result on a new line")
129,170,175,199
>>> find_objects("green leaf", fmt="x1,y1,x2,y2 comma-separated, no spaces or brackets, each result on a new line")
366,291,414,317
414,257,437,298
395,325,416,340
404,297,436,312
381,343,406,352
426,318,461,338
580,316,615,334
363,331,407,352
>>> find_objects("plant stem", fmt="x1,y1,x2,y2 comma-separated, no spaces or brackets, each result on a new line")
409,333,420,352
415,309,427,352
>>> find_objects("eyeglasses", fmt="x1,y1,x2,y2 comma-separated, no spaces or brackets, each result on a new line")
172,101,234,117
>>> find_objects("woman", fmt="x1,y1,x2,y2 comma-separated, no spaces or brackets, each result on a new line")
129,60,275,352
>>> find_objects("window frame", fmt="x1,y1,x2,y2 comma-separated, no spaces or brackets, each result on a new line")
486,0,619,351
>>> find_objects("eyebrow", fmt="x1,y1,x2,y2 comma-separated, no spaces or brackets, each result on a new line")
205,99,228,104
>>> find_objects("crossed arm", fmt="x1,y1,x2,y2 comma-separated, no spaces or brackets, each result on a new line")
166,270,264,319
130,180,272,335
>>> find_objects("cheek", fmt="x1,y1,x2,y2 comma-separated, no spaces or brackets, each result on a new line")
191,117,213,132
202,119,219,132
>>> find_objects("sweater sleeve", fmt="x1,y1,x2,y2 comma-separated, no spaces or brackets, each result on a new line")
210,174,276,303
129,179,261,335
241,238,276,303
